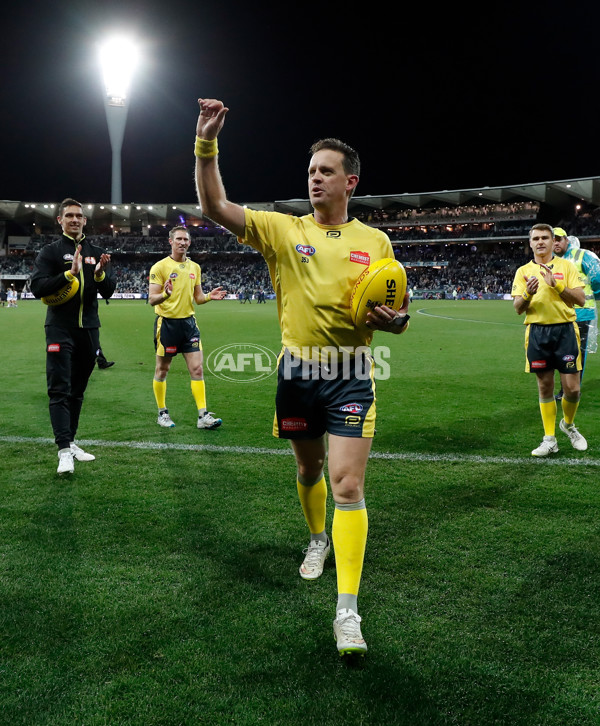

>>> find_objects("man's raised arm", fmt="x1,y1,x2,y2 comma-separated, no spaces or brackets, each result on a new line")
194,98,246,238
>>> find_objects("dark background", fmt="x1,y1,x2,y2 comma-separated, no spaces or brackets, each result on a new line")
2,1,598,205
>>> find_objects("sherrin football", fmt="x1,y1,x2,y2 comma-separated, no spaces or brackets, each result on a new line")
42,277,80,306
350,258,407,327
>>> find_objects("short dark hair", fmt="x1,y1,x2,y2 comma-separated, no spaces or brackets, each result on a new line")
310,138,361,178
169,225,190,240
58,198,83,216
529,223,554,238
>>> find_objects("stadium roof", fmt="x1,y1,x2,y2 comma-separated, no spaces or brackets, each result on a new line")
2,176,599,232
275,176,600,216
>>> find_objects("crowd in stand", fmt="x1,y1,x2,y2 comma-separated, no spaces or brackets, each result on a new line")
358,200,539,226
0,241,535,299
4,200,600,300
395,242,534,296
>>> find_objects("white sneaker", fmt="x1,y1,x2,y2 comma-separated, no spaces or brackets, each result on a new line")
299,539,330,580
333,608,368,656
70,443,95,462
197,412,222,429
157,411,175,428
531,435,559,457
559,419,588,451
57,450,74,475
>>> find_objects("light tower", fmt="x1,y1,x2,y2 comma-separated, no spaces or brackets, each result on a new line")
99,37,138,204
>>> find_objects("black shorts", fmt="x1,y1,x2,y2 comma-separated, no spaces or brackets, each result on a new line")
525,322,581,374
154,316,202,357
273,350,376,439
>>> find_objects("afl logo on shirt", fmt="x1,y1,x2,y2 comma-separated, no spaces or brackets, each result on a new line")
169,272,178,279
296,244,316,257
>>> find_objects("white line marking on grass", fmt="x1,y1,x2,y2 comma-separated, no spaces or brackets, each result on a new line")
416,307,520,326
2,436,599,467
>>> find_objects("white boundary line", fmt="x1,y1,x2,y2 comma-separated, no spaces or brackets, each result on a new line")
1,436,598,467
415,306,520,326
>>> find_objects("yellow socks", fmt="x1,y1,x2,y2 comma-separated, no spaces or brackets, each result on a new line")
539,398,556,436
153,378,167,410
297,476,327,536
191,379,207,412
539,394,580,432
332,502,368,598
561,396,579,425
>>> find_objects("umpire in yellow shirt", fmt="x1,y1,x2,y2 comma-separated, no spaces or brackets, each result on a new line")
148,225,226,429
194,98,410,656
512,223,587,456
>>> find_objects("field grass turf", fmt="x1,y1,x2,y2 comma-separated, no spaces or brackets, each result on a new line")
1,298,599,725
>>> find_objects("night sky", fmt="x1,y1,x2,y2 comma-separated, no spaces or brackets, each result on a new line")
2,1,599,206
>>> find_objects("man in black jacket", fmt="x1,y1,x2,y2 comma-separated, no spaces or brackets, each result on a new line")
30,198,116,474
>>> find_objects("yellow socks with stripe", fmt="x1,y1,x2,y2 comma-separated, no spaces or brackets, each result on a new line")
191,379,207,414
539,398,556,436
153,378,167,410
561,395,580,425
333,501,368,612
297,475,327,541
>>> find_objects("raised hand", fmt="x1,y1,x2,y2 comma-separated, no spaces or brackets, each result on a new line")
196,98,229,140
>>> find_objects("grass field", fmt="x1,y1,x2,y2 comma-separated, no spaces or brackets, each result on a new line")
1,298,599,725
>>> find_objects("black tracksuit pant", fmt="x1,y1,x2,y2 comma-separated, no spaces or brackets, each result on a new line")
45,324,97,450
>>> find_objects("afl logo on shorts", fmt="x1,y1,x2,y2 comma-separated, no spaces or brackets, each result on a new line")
296,244,316,257
339,402,363,414
562,354,575,362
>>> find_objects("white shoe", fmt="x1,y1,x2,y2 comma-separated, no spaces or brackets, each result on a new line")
157,411,175,428
333,608,368,656
559,419,588,451
299,539,330,580
197,412,222,429
70,443,95,462
531,435,559,457
57,450,74,475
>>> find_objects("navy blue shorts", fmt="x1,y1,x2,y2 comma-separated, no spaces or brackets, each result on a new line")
154,316,202,357
273,350,376,439
525,322,581,374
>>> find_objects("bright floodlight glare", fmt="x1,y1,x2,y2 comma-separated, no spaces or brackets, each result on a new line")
99,37,138,102
99,35,138,203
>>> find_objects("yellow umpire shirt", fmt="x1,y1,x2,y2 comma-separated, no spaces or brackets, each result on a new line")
149,256,201,319
512,256,583,325
240,209,395,355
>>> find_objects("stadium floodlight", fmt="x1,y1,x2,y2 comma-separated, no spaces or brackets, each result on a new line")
99,36,139,204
